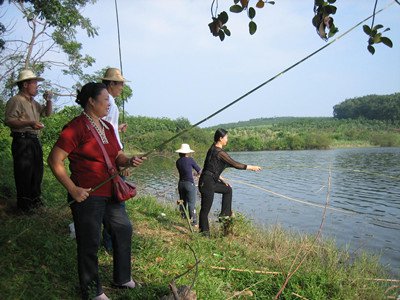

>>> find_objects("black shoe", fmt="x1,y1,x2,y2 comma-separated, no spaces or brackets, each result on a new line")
103,244,112,255
200,231,210,238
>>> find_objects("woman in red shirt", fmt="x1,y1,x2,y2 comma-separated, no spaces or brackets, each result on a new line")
48,82,143,300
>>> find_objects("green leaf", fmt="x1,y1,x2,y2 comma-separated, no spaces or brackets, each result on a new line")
383,27,390,33
380,37,393,48
219,11,229,24
373,24,384,31
248,7,256,19
230,5,244,13
223,27,231,37
249,21,257,35
234,0,240,3
363,25,372,35
312,14,321,27
219,30,225,41
328,26,338,38
367,45,375,55
327,0,336,3
268,1,275,4
325,5,337,15
315,0,324,6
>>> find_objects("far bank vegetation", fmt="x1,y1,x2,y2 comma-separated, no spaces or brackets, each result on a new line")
1,93,399,157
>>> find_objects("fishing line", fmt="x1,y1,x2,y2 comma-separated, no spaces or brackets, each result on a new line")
225,177,354,214
86,2,395,196
256,163,400,181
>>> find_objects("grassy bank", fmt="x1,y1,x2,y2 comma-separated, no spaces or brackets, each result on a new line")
0,194,398,299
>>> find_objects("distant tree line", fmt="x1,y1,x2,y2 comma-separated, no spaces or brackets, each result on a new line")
333,93,400,121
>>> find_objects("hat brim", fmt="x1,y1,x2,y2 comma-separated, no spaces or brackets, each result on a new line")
14,76,44,84
100,77,131,82
175,149,195,154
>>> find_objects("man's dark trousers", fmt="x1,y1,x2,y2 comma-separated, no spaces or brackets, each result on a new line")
11,134,43,211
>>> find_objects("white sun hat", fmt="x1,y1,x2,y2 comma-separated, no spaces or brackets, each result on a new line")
14,69,44,84
175,143,195,154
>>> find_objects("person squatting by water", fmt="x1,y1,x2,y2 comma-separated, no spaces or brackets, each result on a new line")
175,143,201,226
199,128,261,236
47,82,144,300
4,69,53,213
101,67,129,254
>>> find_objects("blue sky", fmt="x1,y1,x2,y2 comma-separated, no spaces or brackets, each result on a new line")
3,1,400,127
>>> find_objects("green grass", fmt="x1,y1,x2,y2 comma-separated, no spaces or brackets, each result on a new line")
0,193,397,299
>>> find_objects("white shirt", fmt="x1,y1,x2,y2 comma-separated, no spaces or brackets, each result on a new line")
103,94,123,148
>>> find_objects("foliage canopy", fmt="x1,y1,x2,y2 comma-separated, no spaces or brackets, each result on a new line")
333,93,400,121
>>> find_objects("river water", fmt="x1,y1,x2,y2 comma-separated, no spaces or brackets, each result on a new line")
133,147,400,275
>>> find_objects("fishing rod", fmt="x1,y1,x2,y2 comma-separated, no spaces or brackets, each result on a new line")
85,2,394,196
114,0,125,125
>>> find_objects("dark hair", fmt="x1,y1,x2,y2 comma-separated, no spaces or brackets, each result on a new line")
16,81,24,90
102,79,112,87
214,128,228,142
17,79,33,90
75,82,107,108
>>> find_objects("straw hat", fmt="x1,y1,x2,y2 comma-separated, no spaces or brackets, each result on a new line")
101,68,130,82
14,69,44,84
175,143,195,154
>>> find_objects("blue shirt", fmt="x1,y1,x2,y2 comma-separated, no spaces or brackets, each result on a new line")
176,156,201,183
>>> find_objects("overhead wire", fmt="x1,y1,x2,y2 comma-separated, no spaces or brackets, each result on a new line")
114,0,125,125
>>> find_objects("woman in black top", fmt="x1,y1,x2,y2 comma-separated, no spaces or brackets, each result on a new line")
198,128,261,235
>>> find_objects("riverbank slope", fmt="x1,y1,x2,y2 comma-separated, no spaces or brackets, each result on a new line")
0,195,398,299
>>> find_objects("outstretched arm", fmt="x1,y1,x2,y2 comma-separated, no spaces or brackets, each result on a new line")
218,151,261,171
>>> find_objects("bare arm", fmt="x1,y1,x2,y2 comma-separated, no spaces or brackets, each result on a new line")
115,151,146,168
43,91,53,116
246,165,262,171
118,123,127,132
47,146,91,202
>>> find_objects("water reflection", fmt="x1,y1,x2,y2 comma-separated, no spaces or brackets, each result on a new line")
131,147,400,275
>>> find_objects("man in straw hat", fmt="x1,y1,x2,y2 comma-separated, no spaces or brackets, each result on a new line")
101,67,129,149
101,67,129,252
175,143,201,227
4,69,53,213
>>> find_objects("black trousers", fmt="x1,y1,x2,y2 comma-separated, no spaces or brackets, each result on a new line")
199,174,232,233
70,195,132,299
11,135,43,211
